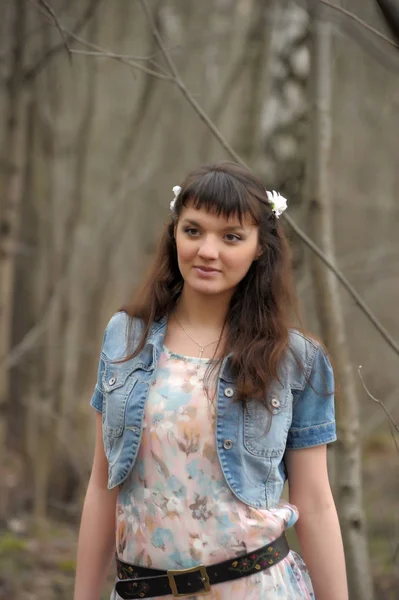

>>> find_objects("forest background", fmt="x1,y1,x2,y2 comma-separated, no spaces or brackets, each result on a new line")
0,0,399,599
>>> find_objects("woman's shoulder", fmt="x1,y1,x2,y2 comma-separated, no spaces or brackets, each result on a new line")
286,328,327,387
288,328,320,357
100,311,145,360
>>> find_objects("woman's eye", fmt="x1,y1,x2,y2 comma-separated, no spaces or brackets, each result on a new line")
225,233,242,242
184,227,199,236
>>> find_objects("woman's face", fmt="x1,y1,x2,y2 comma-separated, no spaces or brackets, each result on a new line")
175,203,261,298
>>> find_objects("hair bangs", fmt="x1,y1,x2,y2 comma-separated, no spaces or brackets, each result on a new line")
182,170,261,225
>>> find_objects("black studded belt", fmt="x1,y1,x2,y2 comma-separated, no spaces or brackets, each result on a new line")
115,532,289,599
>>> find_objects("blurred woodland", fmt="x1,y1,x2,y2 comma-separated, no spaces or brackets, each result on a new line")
0,0,399,598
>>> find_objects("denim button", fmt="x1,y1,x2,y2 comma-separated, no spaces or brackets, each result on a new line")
224,387,234,398
108,377,116,386
271,397,280,408
223,439,233,450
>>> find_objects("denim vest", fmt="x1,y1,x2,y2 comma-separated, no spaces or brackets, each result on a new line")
91,312,336,510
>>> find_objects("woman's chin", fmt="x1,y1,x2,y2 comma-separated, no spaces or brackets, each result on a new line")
186,279,225,296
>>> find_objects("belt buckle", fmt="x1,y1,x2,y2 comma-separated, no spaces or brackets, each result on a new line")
167,564,210,598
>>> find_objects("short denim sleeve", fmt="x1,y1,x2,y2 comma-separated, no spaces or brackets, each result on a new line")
89,327,107,413
286,345,337,449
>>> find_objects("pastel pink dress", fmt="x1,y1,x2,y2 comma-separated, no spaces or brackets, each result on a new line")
114,347,314,599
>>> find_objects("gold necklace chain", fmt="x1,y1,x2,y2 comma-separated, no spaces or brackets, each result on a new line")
173,314,222,359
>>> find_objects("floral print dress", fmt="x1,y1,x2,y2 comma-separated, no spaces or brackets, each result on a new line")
114,347,315,599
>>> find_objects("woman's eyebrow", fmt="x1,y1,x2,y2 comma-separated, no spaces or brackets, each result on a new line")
181,219,202,227
181,218,247,232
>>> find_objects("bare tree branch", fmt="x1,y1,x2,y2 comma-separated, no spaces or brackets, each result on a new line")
292,0,399,75
358,365,399,438
25,0,172,80
69,47,170,64
362,387,399,438
319,0,399,50
376,0,399,44
33,0,72,59
23,0,103,82
389,421,399,460
64,30,172,80
285,216,399,356
69,48,170,77
139,0,244,156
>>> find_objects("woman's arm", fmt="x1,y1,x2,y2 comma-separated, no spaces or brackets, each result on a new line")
74,412,118,600
285,444,348,600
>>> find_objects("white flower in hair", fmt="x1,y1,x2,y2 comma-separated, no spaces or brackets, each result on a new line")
170,185,182,211
266,190,288,218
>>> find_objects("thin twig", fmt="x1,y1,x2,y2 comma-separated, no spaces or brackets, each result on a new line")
27,0,55,24
27,0,170,80
362,386,399,438
24,0,103,82
358,366,399,437
69,48,170,77
285,214,399,356
293,0,399,75
389,420,399,460
65,30,172,81
319,0,399,50
69,47,169,63
139,0,243,156
139,0,399,359
35,0,72,59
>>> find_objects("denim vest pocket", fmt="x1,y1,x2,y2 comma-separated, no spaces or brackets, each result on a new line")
244,386,291,458
102,361,138,437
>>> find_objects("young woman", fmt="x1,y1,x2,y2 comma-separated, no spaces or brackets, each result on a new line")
74,161,348,600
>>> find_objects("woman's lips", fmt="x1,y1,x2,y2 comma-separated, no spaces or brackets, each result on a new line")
193,266,220,277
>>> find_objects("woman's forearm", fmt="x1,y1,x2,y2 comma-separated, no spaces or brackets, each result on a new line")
295,504,348,600
73,480,118,600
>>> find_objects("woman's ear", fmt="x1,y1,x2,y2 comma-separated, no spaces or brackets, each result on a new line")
255,244,263,260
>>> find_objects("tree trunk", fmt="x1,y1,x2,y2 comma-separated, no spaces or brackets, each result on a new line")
306,8,374,600
232,0,274,164
259,1,310,272
0,0,27,523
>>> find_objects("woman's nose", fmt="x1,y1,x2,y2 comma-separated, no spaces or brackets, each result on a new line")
197,238,218,259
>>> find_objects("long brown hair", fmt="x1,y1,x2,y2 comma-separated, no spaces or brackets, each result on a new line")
121,161,300,403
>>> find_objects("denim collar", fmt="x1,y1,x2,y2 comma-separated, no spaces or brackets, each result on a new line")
145,316,234,383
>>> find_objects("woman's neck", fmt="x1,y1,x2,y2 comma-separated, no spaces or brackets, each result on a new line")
173,287,230,331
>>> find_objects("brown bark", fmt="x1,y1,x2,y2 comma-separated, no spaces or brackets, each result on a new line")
306,10,374,600
232,0,274,163
0,0,27,523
